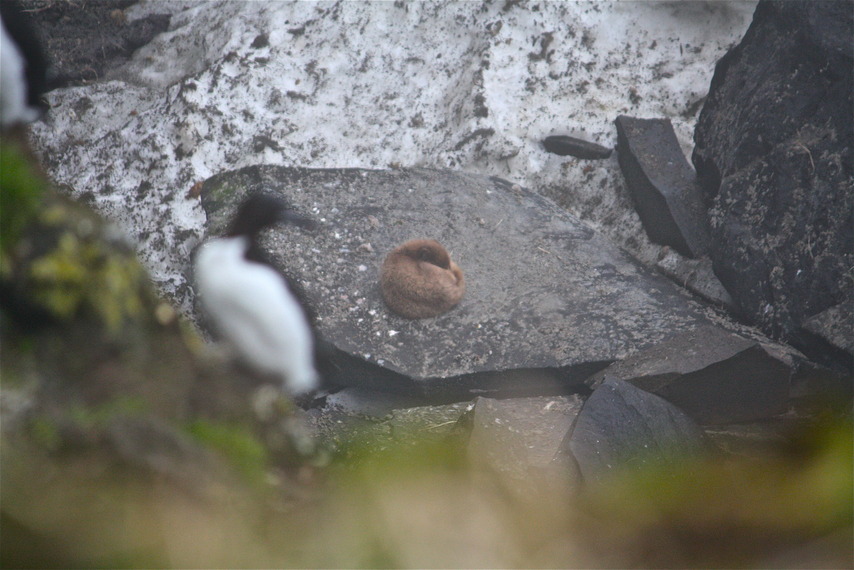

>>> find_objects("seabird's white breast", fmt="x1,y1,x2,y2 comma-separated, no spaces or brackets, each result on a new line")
194,236,319,394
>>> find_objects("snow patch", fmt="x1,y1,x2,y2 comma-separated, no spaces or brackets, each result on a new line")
28,1,757,315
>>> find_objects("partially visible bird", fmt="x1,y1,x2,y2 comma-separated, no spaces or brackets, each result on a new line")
194,194,319,395
1,1,48,129
380,239,465,319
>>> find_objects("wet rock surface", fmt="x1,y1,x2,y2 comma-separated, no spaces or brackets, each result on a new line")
615,115,710,258
692,0,853,359
199,165,755,399
561,377,707,483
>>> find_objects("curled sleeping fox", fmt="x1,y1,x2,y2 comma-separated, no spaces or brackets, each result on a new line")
380,239,465,319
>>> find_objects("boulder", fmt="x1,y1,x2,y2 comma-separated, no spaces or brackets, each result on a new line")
199,165,755,400
561,377,707,483
464,396,583,490
692,0,853,362
615,115,710,258
586,325,795,424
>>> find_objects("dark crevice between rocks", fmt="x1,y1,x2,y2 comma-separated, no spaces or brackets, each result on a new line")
322,344,607,405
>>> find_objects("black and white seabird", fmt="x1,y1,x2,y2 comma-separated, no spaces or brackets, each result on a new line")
194,194,320,395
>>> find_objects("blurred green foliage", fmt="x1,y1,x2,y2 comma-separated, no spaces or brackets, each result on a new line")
1,138,148,336
0,140,43,251
186,419,269,487
26,214,145,332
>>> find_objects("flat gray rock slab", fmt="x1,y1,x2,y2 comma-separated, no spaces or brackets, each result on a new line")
200,166,738,397
466,395,583,470
306,397,473,454
464,395,584,494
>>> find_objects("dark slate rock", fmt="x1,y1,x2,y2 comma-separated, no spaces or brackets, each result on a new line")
464,395,583,494
799,298,854,359
23,0,171,90
542,135,613,159
586,324,793,424
692,1,853,354
615,115,710,258
200,166,755,400
563,377,706,483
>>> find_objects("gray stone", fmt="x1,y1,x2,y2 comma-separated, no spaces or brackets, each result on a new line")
200,165,747,400
655,248,734,309
563,377,706,483
615,115,710,258
692,0,853,357
586,325,794,425
800,298,854,358
702,418,806,459
464,395,584,493
542,135,613,159
386,402,476,446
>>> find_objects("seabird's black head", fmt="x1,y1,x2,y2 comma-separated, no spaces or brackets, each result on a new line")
226,193,314,267
226,193,314,239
